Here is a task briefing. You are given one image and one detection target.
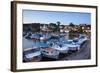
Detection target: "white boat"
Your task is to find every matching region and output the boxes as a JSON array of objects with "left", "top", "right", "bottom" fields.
[
  {"left": 73, "top": 35, "right": 88, "bottom": 46},
  {"left": 78, "top": 35, "right": 87, "bottom": 45},
  {"left": 66, "top": 43, "right": 80, "bottom": 51},
  {"left": 40, "top": 33, "right": 51, "bottom": 41},
  {"left": 51, "top": 43, "right": 69, "bottom": 54},
  {"left": 30, "top": 33, "right": 40, "bottom": 40},
  {"left": 62, "top": 40, "right": 80, "bottom": 51},
  {"left": 41, "top": 47, "right": 59, "bottom": 59},
  {"left": 23, "top": 48, "right": 41, "bottom": 62},
  {"left": 64, "top": 35, "right": 87, "bottom": 51},
  {"left": 24, "top": 32, "right": 32, "bottom": 39}
]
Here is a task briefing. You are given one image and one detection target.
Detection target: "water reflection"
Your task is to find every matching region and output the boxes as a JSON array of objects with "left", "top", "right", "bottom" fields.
[{"left": 23, "top": 38, "right": 48, "bottom": 50}]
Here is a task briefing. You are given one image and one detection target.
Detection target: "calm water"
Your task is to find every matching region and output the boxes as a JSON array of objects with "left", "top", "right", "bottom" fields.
[{"left": 23, "top": 38, "right": 48, "bottom": 50}]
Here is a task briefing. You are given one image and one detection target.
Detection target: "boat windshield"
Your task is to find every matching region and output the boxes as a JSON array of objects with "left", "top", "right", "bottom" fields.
[
  {"left": 73, "top": 39, "right": 78, "bottom": 43},
  {"left": 79, "top": 35, "right": 85, "bottom": 39}
]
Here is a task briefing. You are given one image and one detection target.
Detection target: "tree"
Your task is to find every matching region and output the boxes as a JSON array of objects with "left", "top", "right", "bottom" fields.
[
  {"left": 57, "top": 21, "right": 61, "bottom": 26},
  {"left": 57, "top": 21, "right": 61, "bottom": 32},
  {"left": 49, "top": 23, "right": 57, "bottom": 27},
  {"left": 32, "top": 23, "right": 40, "bottom": 32},
  {"left": 69, "top": 22, "right": 75, "bottom": 27},
  {"left": 49, "top": 23, "right": 57, "bottom": 32}
]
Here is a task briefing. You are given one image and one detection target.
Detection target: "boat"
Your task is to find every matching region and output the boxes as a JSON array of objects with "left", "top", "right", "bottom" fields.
[
  {"left": 48, "top": 37, "right": 79, "bottom": 53},
  {"left": 78, "top": 35, "right": 88, "bottom": 45},
  {"left": 41, "top": 47, "right": 59, "bottom": 59},
  {"left": 24, "top": 32, "right": 32, "bottom": 39},
  {"left": 23, "top": 32, "right": 27, "bottom": 37},
  {"left": 23, "top": 48, "right": 41, "bottom": 62},
  {"left": 40, "top": 33, "right": 51, "bottom": 41},
  {"left": 30, "top": 33, "right": 40, "bottom": 40},
  {"left": 64, "top": 40, "right": 80, "bottom": 51},
  {"left": 67, "top": 44, "right": 80, "bottom": 51},
  {"left": 51, "top": 43, "right": 69, "bottom": 54}
]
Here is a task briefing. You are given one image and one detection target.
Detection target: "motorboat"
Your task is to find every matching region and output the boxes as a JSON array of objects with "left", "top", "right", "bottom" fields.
[
  {"left": 72, "top": 35, "right": 88, "bottom": 46},
  {"left": 24, "top": 32, "right": 32, "bottom": 39},
  {"left": 66, "top": 43, "right": 80, "bottom": 51},
  {"left": 30, "top": 33, "right": 40, "bottom": 40},
  {"left": 40, "top": 33, "right": 51, "bottom": 41},
  {"left": 41, "top": 47, "right": 59, "bottom": 59},
  {"left": 51, "top": 43, "right": 69, "bottom": 54},
  {"left": 61, "top": 40, "right": 80, "bottom": 51},
  {"left": 23, "top": 48, "right": 41, "bottom": 62},
  {"left": 23, "top": 32, "right": 27, "bottom": 37},
  {"left": 78, "top": 35, "right": 88, "bottom": 45}
]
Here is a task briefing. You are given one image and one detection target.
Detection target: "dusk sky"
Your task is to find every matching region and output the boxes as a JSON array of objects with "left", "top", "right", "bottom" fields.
[{"left": 23, "top": 10, "right": 91, "bottom": 25}]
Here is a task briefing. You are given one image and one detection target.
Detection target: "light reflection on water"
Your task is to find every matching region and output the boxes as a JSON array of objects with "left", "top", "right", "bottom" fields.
[{"left": 23, "top": 38, "right": 48, "bottom": 50}]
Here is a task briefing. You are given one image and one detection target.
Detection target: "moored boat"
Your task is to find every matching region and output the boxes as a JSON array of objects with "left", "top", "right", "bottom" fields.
[
  {"left": 51, "top": 43, "right": 69, "bottom": 54},
  {"left": 41, "top": 47, "right": 59, "bottom": 59},
  {"left": 23, "top": 48, "right": 41, "bottom": 62}
]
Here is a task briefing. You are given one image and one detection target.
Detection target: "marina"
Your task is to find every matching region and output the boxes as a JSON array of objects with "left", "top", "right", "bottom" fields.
[
  {"left": 22, "top": 10, "right": 91, "bottom": 63},
  {"left": 23, "top": 32, "right": 90, "bottom": 62}
]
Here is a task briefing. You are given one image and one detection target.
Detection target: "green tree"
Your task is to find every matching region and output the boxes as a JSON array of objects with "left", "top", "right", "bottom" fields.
[
  {"left": 57, "top": 21, "right": 60, "bottom": 26},
  {"left": 69, "top": 22, "right": 75, "bottom": 27},
  {"left": 57, "top": 21, "right": 61, "bottom": 32}
]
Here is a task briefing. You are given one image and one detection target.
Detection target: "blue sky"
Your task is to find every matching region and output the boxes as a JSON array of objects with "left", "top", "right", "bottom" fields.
[{"left": 23, "top": 10, "right": 91, "bottom": 25}]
